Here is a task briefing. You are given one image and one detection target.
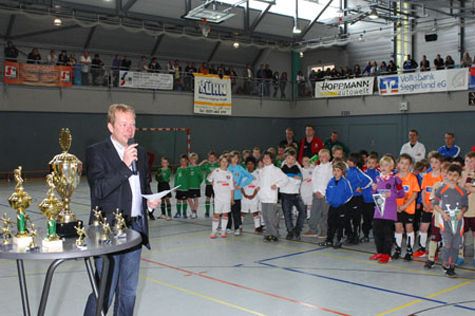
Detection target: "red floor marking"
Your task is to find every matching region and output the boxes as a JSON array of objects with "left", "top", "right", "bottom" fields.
[{"left": 141, "top": 258, "right": 349, "bottom": 316}]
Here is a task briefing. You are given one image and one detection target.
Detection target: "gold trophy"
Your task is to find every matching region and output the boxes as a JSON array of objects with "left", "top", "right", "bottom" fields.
[
  {"left": 92, "top": 207, "right": 102, "bottom": 227},
  {"left": 28, "top": 224, "right": 39, "bottom": 250},
  {"left": 1, "top": 213, "right": 14, "bottom": 247},
  {"left": 113, "top": 209, "right": 126, "bottom": 238},
  {"left": 49, "top": 128, "right": 83, "bottom": 237},
  {"left": 74, "top": 222, "right": 87, "bottom": 249},
  {"left": 8, "top": 167, "right": 33, "bottom": 248},
  {"left": 39, "top": 173, "right": 63, "bottom": 241}
]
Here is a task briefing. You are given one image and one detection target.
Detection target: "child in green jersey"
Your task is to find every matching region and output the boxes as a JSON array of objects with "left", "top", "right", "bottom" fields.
[
  {"left": 199, "top": 151, "right": 219, "bottom": 218},
  {"left": 155, "top": 157, "right": 172, "bottom": 220},
  {"left": 174, "top": 154, "right": 190, "bottom": 219},
  {"left": 188, "top": 153, "right": 204, "bottom": 219}
]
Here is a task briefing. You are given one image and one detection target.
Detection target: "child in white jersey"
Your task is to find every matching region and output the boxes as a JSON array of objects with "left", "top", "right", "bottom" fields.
[{"left": 300, "top": 156, "right": 314, "bottom": 219}]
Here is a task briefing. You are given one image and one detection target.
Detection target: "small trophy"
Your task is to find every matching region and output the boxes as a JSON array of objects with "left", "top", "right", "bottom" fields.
[
  {"left": 1, "top": 213, "right": 13, "bottom": 248},
  {"left": 8, "top": 167, "right": 33, "bottom": 248},
  {"left": 39, "top": 173, "right": 64, "bottom": 251},
  {"left": 92, "top": 207, "right": 102, "bottom": 227},
  {"left": 49, "top": 128, "right": 83, "bottom": 237},
  {"left": 74, "top": 222, "right": 88, "bottom": 250},
  {"left": 28, "top": 224, "right": 39, "bottom": 251},
  {"left": 114, "top": 209, "right": 127, "bottom": 238},
  {"left": 101, "top": 218, "right": 113, "bottom": 244}
]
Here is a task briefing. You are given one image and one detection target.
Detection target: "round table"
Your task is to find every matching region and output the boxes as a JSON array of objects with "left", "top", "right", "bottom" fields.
[{"left": 0, "top": 226, "right": 142, "bottom": 316}]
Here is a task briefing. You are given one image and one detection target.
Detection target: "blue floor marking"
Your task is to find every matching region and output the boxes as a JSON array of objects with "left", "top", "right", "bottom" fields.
[{"left": 255, "top": 247, "right": 475, "bottom": 312}]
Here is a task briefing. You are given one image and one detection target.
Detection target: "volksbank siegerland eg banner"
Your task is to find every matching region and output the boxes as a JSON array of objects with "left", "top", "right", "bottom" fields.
[
  {"left": 378, "top": 68, "right": 468, "bottom": 95},
  {"left": 119, "top": 71, "right": 173, "bottom": 90},
  {"left": 194, "top": 73, "right": 232, "bottom": 116},
  {"left": 315, "top": 77, "right": 375, "bottom": 98}
]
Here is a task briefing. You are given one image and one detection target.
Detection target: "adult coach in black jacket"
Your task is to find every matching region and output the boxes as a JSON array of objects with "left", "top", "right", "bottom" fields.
[{"left": 84, "top": 104, "right": 160, "bottom": 316}]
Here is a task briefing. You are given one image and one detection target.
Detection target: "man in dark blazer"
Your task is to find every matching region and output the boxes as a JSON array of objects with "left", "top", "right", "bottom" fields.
[{"left": 84, "top": 104, "right": 160, "bottom": 316}]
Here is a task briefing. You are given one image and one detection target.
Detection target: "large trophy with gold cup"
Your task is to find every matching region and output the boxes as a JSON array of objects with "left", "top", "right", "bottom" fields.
[
  {"left": 49, "top": 128, "right": 83, "bottom": 237},
  {"left": 8, "top": 167, "right": 33, "bottom": 248}
]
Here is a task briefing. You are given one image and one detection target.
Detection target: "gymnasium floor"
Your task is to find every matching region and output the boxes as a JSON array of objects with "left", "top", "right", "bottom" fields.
[{"left": 1, "top": 179, "right": 475, "bottom": 316}]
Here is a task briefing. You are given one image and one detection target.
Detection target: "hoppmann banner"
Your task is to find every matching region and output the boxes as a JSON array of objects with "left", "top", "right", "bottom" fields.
[
  {"left": 194, "top": 73, "right": 232, "bottom": 116},
  {"left": 378, "top": 68, "right": 468, "bottom": 95},
  {"left": 315, "top": 77, "right": 375, "bottom": 98}
]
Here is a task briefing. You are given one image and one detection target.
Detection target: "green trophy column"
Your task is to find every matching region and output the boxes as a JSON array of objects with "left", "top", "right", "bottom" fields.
[{"left": 291, "top": 51, "right": 302, "bottom": 100}]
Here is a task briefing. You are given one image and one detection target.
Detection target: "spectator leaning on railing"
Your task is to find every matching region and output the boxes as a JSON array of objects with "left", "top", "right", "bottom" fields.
[
  {"left": 27, "top": 48, "right": 41, "bottom": 64},
  {"left": 4, "top": 41, "right": 19, "bottom": 62},
  {"left": 461, "top": 52, "right": 472, "bottom": 68},
  {"left": 420, "top": 55, "right": 430, "bottom": 71}
]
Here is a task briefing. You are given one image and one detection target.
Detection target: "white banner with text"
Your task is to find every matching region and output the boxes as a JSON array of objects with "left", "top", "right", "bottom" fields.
[
  {"left": 315, "top": 77, "right": 375, "bottom": 98},
  {"left": 119, "top": 71, "right": 173, "bottom": 90},
  {"left": 194, "top": 74, "right": 232, "bottom": 116}
]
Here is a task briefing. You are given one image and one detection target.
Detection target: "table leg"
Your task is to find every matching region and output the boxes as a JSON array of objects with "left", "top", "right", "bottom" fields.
[
  {"left": 85, "top": 258, "right": 104, "bottom": 316},
  {"left": 16, "top": 259, "right": 31, "bottom": 316},
  {"left": 95, "top": 255, "right": 110, "bottom": 316},
  {"left": 37, "top": 259, "right": 66, "bottom": 316}
]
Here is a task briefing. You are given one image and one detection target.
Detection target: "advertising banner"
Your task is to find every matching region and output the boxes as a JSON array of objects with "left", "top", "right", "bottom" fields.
[
  {"left": 378, "top": 68, "right": 468, "bottom": 95},
  {"left": 193, "top": 73, "right": 232, "bottom": 116},
  {"left": 315, "top": 77, "right": 375, "bottom": 98},
  {"left": 469, "top": 67, "right": 475, "bottom": 90},
  {"left": 119, "top": 70, "right": 173, "bottom": 90},
  {"left": 3, "top": 61, "right": 72, "bottom": 87}
]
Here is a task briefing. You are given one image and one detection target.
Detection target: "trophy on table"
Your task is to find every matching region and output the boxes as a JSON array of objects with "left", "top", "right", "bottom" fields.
[
  {"left": 28, "top": 224, "right": 39, "bottom": 251},
  {"left": 49, "top": 128, "right": 83, "bottom": 237},
  {"left": 92, "top": 207, "right": 102, "bottom": 227},
  {"left": 74, "top": 221, "right": 88, "bottom": 250},
  {"left": 113, "top": 209, "right": 127, "bottom": 238},
  {"left": 8, "top": 166, "right": 33, "bottom": 248},
  {"left": 101, "top": 218, "right": 113, "bottom": 244},
  {"left": 1, "top": 213, "right": 14, "bottom": 247},
  {"left": 39, "top": 173, "right": 64, "bottom": 251}
]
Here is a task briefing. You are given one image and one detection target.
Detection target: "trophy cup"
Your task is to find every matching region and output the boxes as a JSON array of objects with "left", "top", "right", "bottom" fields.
[
  {"left": 113, "top": 209, "right": 127, "bottom": 238},
  {"left": 92, "top": 207, "right": 102, "bottom": 227},
  {"left": 8, "top": 167, "right": 33, "bottom": 248},
  {"left": 74, "top": 221, "right": 88, "bottom": 250},
  {"left": 28, "top": 224, "right": 39, "bottom": 251},
  {"left": 101, "top": 218, "right": 113, "bottom": 244},
  {"left": 39, "top": 173, "right": 64, "bottom": 251},
  {"left": 49, "top": 128, "right": 83, "bottom": 237}
]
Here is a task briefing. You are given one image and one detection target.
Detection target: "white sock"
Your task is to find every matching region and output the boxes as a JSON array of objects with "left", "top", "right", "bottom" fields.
[
  {"left": 241, "top": 216, "right": 244, "bottom": 224},
  {"left": 407, "top": 232, "right": 415, "bottom": 249},
  {"left": 253, "top": 216, "right": 260, "bottom": 228},
  {"left": 307, "top": 207, "right": 311, "bottom": 219},
  {"left": 395, "top": 233, "right": 403, "bottom": 248},
  {"left": 260, "top": 213, "right": 265, "bottom": 225},
  {"left": 419, "top": 232, "right": 427, "bottom": 248},
  {"left": 221, "top": 218, "right": 228, "bottom": 233},
  {"left": 212, "top": 219, "right": 219, "bottom": 233}
]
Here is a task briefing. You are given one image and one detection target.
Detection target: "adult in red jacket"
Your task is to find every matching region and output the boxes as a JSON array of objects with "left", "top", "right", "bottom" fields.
[{"left": 298, "top": 125, "right": 324, "bottom": 164}]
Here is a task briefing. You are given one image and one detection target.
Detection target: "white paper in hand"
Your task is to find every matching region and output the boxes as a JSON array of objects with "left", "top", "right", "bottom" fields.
[{"left": 142, "top": 185, "right": 181, "bottom": 200}]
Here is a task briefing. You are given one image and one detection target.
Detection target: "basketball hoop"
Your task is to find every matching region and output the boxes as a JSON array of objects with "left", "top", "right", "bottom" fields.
[{"left": 199, "top": 18, "right": 211, "bottom": 37}]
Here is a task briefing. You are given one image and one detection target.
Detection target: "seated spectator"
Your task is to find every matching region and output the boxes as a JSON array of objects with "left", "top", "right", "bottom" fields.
[
  {"left": 4, "top": 41, "right": 19, "bottom": 62},
  {"left": 353, "top": 64, "right": 362, "bottom": 77},
  {"left": 344, "top": 66, "right": 352, "bottom": 78},
  {"left": 57, "top": 50, "right": 68, "bottom": 65},
  {"left": 68, "top": 52, "right": 77, "bottom": 65},
  {"left": 200, "top": 62, "right": 210, "bottom": 74},
  {"left": 337, "top": 67, "right": 345, "bottom": 79},
  {"left": 316, "top": 69, "right": 324, "bottom": 80},
  {"left": 434, "top": 54, "right": 445, "bottom": 70},
  {"left": 387, "top": 60, "right": 397, "bottom": 74},
  {"left": 362, "top": 61, "right": 371, "bottom": 76},
  {"left": 140, "top": 56, "right": 148, "bottom": 72},
  {"left": 330, "top": 68, "right": 339, "bottom": 78},
  {"left": 121, "top": 56, "right": 132, "bottom": 70},
  {"left": 91, "top": 54, "right": 104, "bottom": 86},
  {"left": 47, "top": 50, "right": 57, "bottom": 65},
  {"left": 420, "top": 55, "right": 430, "bottom": 71},
  {"left": 148, "top": 57, "right": 161, "bottom": 72},
  {"left": 445, "top": 55, "right": 455, "bottom": 69},
  {"left": 27, "top": 48, "right": 42, "bottom": 64},
  {"left": 324, "top": 67, "right": 332, "bottom": 78},
  {"left": 378, "top": 61, "right": 387, "bottom": 75},
  {"left": 403, "top": 54, "right": 418, "bottom": 73},
  {"left": 461, "top": 52, "right": 472, "bottom": 68},
  {"left": 370, "top": 61, "right": 378, "bottom": 76}
]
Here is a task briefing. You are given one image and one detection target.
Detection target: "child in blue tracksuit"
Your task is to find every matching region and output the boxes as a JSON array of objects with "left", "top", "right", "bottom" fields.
[
  {"left": 361, "top": 154, "right": 380, "bottom": 242},
  {"left": 319, "top": 162, "right": 353, "bottom": 248},
  {"left": 227, "top": 150, "right": 253, "bottom": 235},
  {"left": 345, "top": 152, "right": 373, "bottom": 244}
]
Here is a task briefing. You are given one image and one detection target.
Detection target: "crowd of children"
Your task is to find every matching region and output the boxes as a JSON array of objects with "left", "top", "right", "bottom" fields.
[{"left": 150, "top": 145, "right": 475, "bottom": 278}]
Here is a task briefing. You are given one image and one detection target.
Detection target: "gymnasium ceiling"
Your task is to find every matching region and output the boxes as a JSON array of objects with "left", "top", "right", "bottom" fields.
[{"left": 0, "top": 1, "right": 473, "bottom": 65}]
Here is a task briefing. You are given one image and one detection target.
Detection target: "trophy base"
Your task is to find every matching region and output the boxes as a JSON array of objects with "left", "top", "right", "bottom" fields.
[
  {"left": 56, "top": 220, "right": 83, "bottom": 238},
  {"left": 42, "top": 239, "right": 63, "bottom": 252},
  {"left": 13, "top": 236, "right": 33, "bottom": 249}
]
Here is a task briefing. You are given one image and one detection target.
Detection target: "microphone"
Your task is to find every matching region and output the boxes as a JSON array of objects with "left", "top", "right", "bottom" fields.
[{"left": 127, "top": 138, "right": 138, "bottom": 175}]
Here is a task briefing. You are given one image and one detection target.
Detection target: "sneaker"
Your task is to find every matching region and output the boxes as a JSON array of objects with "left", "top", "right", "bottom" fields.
[
  {"left": 158, "top": 214, "right": 166, "bottom": 219},
  {"left": 294, "top": 231, "right": 301, "bottom": 241},
  {"left": 234, "top": 230, "right": 241, "bottom": 236},
  {"left": 226, "top": 228, "right": 232, "bottom": 235},
  {"left": 404, "top": 253, "right": 413, "bottom": 262},
  {"left": 221, "top": 233, "right": 227, "bottom": 238},
  {"left": 148, "top": 212, "right": 156, "bottom": 220},
  {"left": 413, "top": 248, "right": 427, "bottom": 258},
  {"left": 319, "top": 241, "right": 333, "bottom": 247},
  {"left": 378, "top": 254, "right": 391, "bottom": 263},
  {"left": 303, "top": 231, "right": 318, "bottom": 237},
  {"left": 240, "top": 227, "right": 243, "bottom": 235},
  {"left": 285, "top": 232, "right": 294, "bottom": 240},
  {"left": 445, "top": 267, "right": 457, "bottom": 278},
  {"left": 271, "top": 236, "right": 279, "bottom": 242},
  {"left": 333, "top": 241, "right": 342, "bottom": 249},
  {"left": 173, "top": 213, "right": 181, "bottom": 219},
  {"left": 392, "top": 247, "right": 401, "bottom": 260},
  {"left": 350, "top": 237, "right": 360, "bottom": 245},
  {"left": 424, "top": 260, "right": 435, "bottom": 269},
  {"left": 455, "top": 258, "right": 464, "bottom": 266},
  {"left": 166, "top": 215, "right": 172, "bottom": 220},
  {"left": 370, "top": 253, "right": 383, "bottom": 260},
  {"left": 205, "top": 213, "right": 210, "bottom": 219},
  {"left": 183, "top": 213, "right": 188, "bottom": 219},
  {"left": 360, "top": 236, "right": 370, "bottom": 243},
  {"left": 263, "top": 236, "right": 272, "bottom": 242},
  {"left": 255, "top": 227, "right": 263, "bottom": 234},
  {"left": 210, "top": 233, "right": 217, "bottom": 239}
]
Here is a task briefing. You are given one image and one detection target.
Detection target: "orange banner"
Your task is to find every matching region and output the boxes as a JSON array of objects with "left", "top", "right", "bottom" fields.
[{"left": 4, "top": 61, "right": 72, "bottom": 87}]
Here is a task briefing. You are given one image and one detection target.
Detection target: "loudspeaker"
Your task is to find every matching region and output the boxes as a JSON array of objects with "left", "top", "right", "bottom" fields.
[{"left": 425, "top": 33, "right": 438, "bottom": 42}]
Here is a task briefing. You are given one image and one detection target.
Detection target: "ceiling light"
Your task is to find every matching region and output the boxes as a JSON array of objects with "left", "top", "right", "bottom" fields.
[
  {"left": 293, "top": 26, "right": 302, "bottom": 34},
  {"left": 53, "top": 18, "right": 62, "bottom": 26},
  {"left": 368, "top": 8, "right": 378, "bottom": 19},
  {"left": 233, "top": 42, "right": 240, "bottom": 49}
]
